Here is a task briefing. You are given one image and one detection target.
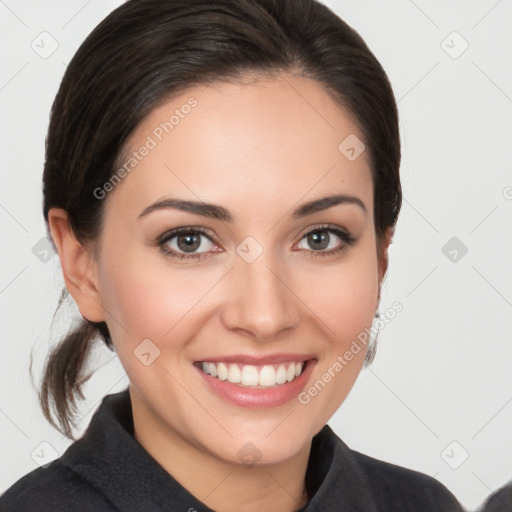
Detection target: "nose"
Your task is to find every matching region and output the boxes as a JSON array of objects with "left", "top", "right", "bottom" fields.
[{"left": 220, "top": 252, "right": 301, "bottom": 341}]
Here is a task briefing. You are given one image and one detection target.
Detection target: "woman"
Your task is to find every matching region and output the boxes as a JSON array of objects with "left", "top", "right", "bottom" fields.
[{"left": 0, "top": 0, "right": 465, "bottom": 510}]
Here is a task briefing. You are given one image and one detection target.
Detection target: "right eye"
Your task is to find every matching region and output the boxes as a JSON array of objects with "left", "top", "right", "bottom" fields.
[{"left": 157, "top": 227, "right": 223, "bottom": 261}]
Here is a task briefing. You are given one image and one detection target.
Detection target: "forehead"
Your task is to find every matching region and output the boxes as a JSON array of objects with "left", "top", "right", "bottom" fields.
[{"left": 105, "top": 74, "right": 373, "bottom": 223}]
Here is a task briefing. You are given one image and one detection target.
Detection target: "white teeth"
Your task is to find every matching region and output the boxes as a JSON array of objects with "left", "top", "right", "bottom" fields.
[
  {"left": 275, "top": 365, "right": 287, "bottom": 384},
  {"left": 258, "top": 365, "right": 275, "bottom": 386},
  {"left": 228, "top": 364, "right": 241, "bottom": 383},
  {"left": 199, "top": 361, "right": 306, "bottom": 388},
  {"left": 208, "top": 362, "right": 218, "bottom": 377},
  {"left": 217, "top": 362, "right": 228, "bottom": 380},
  {"left": 241, "top": 365, "right": 259, "bottom": 386}
]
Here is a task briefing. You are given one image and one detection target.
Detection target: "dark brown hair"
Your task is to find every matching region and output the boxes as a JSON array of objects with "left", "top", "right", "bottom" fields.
[{"left": 39, "top": 0, "right": 401, "bottom": 438}]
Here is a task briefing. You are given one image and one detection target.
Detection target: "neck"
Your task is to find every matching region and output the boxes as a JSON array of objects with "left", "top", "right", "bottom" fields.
[{"left": 130, "top": 391, "right": 311, "bottom": 512}]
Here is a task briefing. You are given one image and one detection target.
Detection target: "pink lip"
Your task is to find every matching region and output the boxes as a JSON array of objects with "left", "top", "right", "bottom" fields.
[
  {"left": 195, "top": 353, "right": 313, "bottom": 365},
  {"left": 194, "top": 358, "right": 317, "bottom": 408}
]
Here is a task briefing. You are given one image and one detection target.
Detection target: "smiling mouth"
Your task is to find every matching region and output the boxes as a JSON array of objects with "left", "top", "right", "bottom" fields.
[{"left": 194, "top": 360, "right": 310, "bottom": 388}]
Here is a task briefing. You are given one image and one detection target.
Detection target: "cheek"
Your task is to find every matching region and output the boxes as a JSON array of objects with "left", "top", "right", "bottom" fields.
[
  {"left": 295, "top": 246, "right": 379, "bottom": 421},
  {"left": 298, "top": 243, "right": 380, "bottom": 346},
  {"left": 97, "top": 250, "right": 209, "bottom": 396},
  {"left": 324, "top": 269, "right": 378, "bottom": 345},
  {"left": 97, "top": 243, "right": 228, "bottom": 347}
]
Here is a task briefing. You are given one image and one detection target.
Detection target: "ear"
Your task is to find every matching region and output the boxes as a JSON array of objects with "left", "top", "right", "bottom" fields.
[
  {"left": 377, "top": 226, "right": 395, "bottom": 305},
  {"left": 48, "top": 208, "right": 105, "bottom": 323}
]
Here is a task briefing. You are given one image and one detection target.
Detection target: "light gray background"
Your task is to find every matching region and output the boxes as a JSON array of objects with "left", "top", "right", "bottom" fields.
[{"left": 1, "top": 1, "right": 511, "bottom": 510}]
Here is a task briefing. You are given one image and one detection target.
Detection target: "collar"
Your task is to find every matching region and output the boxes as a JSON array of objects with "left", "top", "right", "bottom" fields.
[{"left": 61, "top": 388, "right": 378, "bottom": 512}]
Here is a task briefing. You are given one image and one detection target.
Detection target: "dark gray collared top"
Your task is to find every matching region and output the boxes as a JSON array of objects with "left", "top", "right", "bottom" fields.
[{"left": 0, "top": 388, "right": 464, "bottom": 512}]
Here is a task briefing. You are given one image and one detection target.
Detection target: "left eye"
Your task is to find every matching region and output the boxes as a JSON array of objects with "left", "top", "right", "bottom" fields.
[
  {"left": 161, "top": 230, "right": 216, "bottom": 255},
  {"left": 296, "top": 228, "right": 350, "bottom": 252}
]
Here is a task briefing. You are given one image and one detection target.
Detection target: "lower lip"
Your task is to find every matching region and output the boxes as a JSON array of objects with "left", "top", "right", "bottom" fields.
[{"left": 195, "top": 360, "right": 316, "bottom": 408}]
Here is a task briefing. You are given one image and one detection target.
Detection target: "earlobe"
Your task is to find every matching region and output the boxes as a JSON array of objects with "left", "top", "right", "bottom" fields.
[
  {"left": 47, "top": 208, "right": 105, "bottom": 323},
  {"left": 385, "top": 226, "right": 395, "bottom": 247}
]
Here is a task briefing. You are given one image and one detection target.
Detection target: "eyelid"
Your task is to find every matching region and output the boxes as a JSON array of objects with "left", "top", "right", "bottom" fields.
[
  {"left": 155, "top": 225, "right": 217, "bottom": 245},
  {"left": 296, "top": 223, "right": 352, "bottom": 240}
]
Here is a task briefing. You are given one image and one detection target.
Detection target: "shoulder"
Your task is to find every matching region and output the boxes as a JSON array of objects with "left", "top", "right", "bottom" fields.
[
  {"left": 349, "top": 448, "right": 464, "bottom": 512},
  {"left": 0, "top": 459, "right": 114, "bottom": 512}
]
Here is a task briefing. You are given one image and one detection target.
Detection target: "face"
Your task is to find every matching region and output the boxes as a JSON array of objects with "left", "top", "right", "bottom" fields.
[{"left": 93, "top": 73, "right": 384, "bottom": 465}]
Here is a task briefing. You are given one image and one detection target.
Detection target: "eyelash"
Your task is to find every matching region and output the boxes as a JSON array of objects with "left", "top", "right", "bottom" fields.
[{"left": 155, "top": 224, "right": 356, "bottom": 262}]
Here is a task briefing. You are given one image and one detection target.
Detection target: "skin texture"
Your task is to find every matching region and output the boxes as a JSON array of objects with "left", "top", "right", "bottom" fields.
[{"left": 49, "top": 72, "right": 392, "bottom": 512}]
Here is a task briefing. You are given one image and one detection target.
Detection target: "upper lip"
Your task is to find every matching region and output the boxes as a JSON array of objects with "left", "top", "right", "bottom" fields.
[{"left": 195, "top": 353, "right": 314, "bottom": 365}]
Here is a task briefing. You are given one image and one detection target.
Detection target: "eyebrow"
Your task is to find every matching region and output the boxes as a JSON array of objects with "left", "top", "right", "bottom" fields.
[
  {"left": 137, "top": 194, "right": 367, "bottom": 221},
  {"left": 292, "top": 194, "right": 367, "bottom": 218}
]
